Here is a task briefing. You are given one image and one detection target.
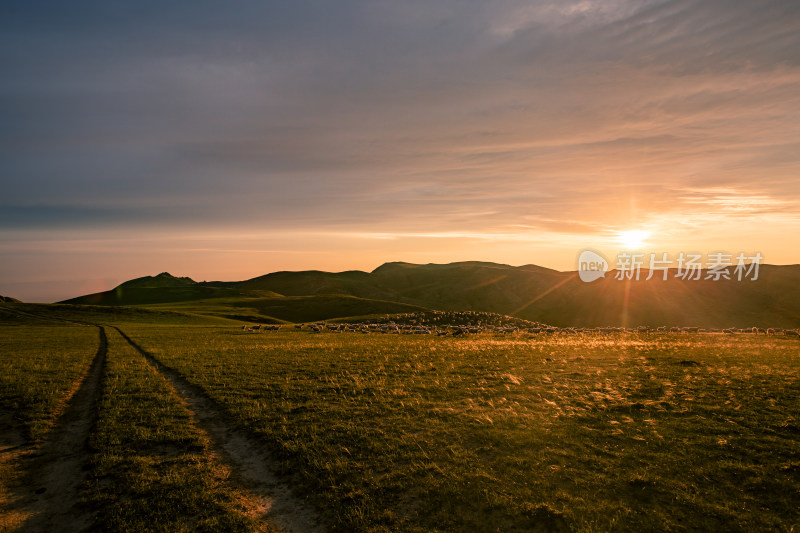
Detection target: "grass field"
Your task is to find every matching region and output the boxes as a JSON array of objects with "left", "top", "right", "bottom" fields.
[
  {"left": 0, "top": 325, "right": 98, "bottom": 442},
  {"left": 119, "top": 327, "right": 800, "bottom": 532},
  {"left": 2, "top": 301, "right": 799, "bottom": 532},
  {"left": 83, "top": 327, "right": 264, "bottom": 532}
]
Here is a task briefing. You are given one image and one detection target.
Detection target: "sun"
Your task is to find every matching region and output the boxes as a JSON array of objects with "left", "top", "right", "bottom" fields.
[{"left": 617, "top": 230, "right": 650, "bottom": 249}]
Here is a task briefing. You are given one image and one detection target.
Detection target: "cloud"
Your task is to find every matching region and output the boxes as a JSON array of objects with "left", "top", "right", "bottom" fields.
[{"left": 2, "top": 0, "right": 800, "bottom": 300}]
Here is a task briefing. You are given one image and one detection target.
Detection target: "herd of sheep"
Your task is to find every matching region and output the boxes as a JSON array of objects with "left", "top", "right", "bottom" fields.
[{"left": 241, "top": 311, "right": 799, "bottom": 338}]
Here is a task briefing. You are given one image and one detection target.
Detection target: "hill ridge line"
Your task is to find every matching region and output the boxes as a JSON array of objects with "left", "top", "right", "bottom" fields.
[{"left": 58, "top": 261, "right": 800, "bottom": 328}]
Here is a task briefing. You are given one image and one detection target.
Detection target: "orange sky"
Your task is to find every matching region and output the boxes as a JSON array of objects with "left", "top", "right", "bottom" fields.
[{"left": 2, "top": 1, "right": 799, "bottom": 302}]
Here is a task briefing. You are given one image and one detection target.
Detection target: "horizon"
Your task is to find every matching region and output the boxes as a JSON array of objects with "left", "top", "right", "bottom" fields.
[
  {"left": 16, "top": 257, "right": 800, "bottom": 305},
  {"left": 3, "top": 1, "right": 800, "bottom": 303}
]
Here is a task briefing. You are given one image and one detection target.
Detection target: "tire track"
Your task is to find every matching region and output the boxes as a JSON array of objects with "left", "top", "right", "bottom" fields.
[
  {"left": 3, "top": 326, "right": 107, "bottom": 533},
  {"left": 113, "top": 327, "right": 324, "bottom": 533}
]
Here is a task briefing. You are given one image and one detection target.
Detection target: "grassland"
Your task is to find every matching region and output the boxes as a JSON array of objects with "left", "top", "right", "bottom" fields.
[
  {"left": 144, "top": 294, "right": 429, "bottom": 325},
  {"left": 119, "top": 327, "right": 800, "bottom": 532},
  {"left": 0, "top": 325, "right": 98, "bottom": 442},
  {"left": 1, "top": 301, "right": 241, "bottom": 327},
  {"left": 83, "top": 327, "right": 264, "bottom": 532},
  {"left": 2, "top": 297, "right": 798, "bottom": 532}
]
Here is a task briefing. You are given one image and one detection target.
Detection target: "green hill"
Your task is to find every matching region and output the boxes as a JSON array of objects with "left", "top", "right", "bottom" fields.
[
  {"left": 59, "top": 262, "right": 800, "bottom": 327},
  {"left": 117, "top": 272, "right": 197, "bottom": 288},
  {"left": 236, "top": 269, "right": 398, "bottom": 300},
  {"left": 370, "top": 261, "right": 569, "bottom": 312}
]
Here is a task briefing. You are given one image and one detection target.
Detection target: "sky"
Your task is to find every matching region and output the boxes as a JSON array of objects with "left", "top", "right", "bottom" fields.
[{"left": 2, "top": 0, "right": 799, "bottom": 302}]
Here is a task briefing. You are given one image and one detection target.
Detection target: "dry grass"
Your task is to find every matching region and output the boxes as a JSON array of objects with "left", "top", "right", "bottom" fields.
[
  {"left": 0, "top": 325, "right": 98, "bottom": 442},
  {"left": 120, "top": 327, "right": 800, "bottom": 532},
  {"left": 83, "top": 328, "right": 265, "bottom": 532}
]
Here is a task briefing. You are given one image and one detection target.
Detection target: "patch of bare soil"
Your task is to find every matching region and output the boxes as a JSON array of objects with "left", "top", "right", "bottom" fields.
[
  {"left": 0, "top": 327, "right": 107, "bottom": 533},
  {"left": 0, "top": 412, "right": 33, "bottom": 531},
  {"left": 115, "top": 327, "right": 324, "bottom": 533}
]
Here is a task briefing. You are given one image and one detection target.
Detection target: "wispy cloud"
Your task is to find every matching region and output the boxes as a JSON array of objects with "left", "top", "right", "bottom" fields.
[{"left": 2, "top": 0, "right": 799, "bottom": 300}]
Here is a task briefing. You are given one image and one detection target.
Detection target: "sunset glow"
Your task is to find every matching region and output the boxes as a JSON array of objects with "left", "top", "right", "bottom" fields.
[
  {"left": 617, "top": 230, "right": 650, "bottom": 250},
  {"left": 2, "top": 1, "right": 800, "bottom": 302}
]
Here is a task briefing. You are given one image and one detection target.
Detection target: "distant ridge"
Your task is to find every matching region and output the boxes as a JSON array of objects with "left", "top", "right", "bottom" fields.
[
  {"left": 61, "top": 261, "right": 800, "bottom": 328},
  {"left": 65, "top": 272, "right": 222, "bottom": 306},
  {"left": 0, "top": 295, "right": 21, "bottom": 303},
  {"left": 117, "top": 272, "right": 197, "bottom": 289}
]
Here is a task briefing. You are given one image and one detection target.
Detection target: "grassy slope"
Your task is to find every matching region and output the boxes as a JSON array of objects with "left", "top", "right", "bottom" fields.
[
  {"left": 513, "top": 264, "right": 800, "bottom": 328},
  {"left": 237, "top": 269, "right": 388, "bottom": 298},
  {"left": 123, "top": 326, "right": 800, "bottom": 532},
  {"left": 61, "top": 285, "right": 243, "bottom": 306},
  {"left": 145, "top": 294, "right": 430, "bottom": 325},
  {"left": 1, "top": 301, "right": 240, "bottom": 326},
  {"left": 371, "top": 262, "right": 800, "bottom": 328}
]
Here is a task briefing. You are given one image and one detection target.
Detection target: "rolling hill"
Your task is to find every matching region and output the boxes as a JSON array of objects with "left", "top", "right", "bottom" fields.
[{"left": 59, "top": 262, "right": 800, "bottom": 327}]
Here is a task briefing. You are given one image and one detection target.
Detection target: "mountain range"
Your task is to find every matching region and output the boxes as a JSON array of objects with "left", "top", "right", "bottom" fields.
[{"left": 59, "top": 261, "right": 800, "bottom": 328}]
